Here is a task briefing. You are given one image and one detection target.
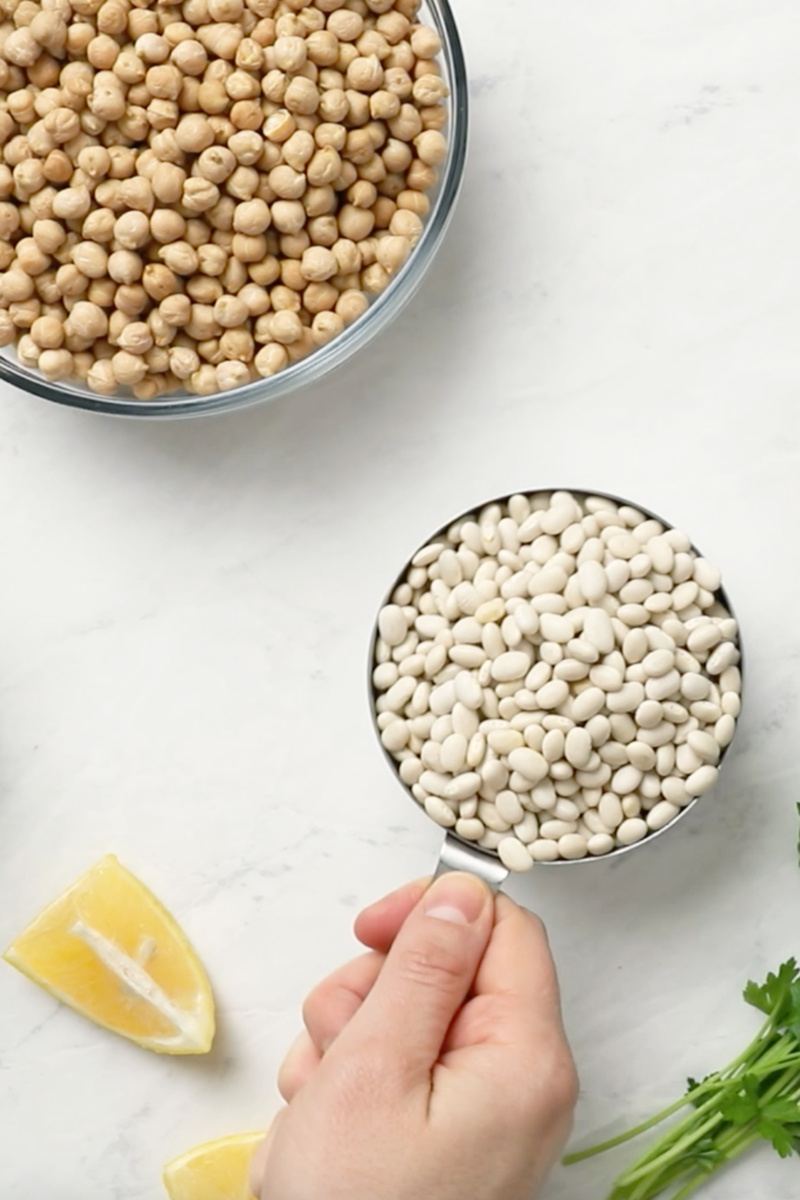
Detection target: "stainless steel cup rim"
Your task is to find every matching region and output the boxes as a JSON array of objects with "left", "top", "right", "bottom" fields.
[{"left": 368, "top": 487, "right": 743, "bottom": 872}]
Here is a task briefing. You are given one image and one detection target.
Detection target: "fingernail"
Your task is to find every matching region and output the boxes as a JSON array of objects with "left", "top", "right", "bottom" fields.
[{"left": 423, "top": 873, "right": 489, "bottom": 925}]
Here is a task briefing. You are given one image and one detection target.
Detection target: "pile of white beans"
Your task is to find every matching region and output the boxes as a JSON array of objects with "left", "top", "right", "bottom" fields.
[{"left": 372, "top": 491, "right": 742, "bottom": 872}]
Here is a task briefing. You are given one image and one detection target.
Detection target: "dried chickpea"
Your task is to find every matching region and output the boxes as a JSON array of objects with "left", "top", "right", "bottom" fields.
[
  {"left": 150, "top": 209, "right": 186, "bottom": 243},
  {"left": 318, "top": 87, "right": 348, "bottom": 123},
  {"left": 254, "top": 340, "right": 288, "bottom": 376},
  {"left": 300, "top": 244, "right": 337, "bottom": 281},
  {"left": 283, "top": 129, "right": 316, "bottom": 170},
  {"left": 268, "top": 308, "right": 303, "bottom": 343},
  {"left": 107, "top": 249, "right": 142, "bottom": 284},
  {"left": 219, "top": 327, "right": 253, "bottom": 360},
  {"left": 16, "top": 239, "right": 50, "bottom": 276},
  {"left": 248, "top": 254, "right": 280, "bottom": 286},
  {"left": 37, "top": 347, "right": 74, "bottom": 379},
  {"left": 232, "top": 197, "right": 271, "bottom": 233},
  {"left": 88, "top": 277, "right": 118, "bottom": 308},
  {"left": 111, "top": 348, "right": 148, "bottom": 383},
  {"left": 337, "top": 202, "right": 374, "bottom": 241},
  {"left": 297, "top": 184, "right": 330, "bottom": 217},
  {"left": 236, "top": 280, "right": 270, "bottom": 315},
  {"left": 185, "top": 362, "right": 213, "bottom": 393},
  {"left": 268, "top": 164, "right": 306, "bottom": 200},
  {"left": 229, "top": 130, "right": 263, "bottom": 164},
  {"left": 72, "top": 241, "right": 109, "bottom": 278},
  {"left": 152, "top": 162, "right": 186, "bottom": 204},
  {"left": 56, "top": 263, "right": 89, "bottom": 298},
  {"left": 303, "top": 280, "right": 337, "bottom": 312},
  {"left": 395, "top": 186, "right": 428, "bottom": 216},
  {"left": 373, "top": 195, "right": 397, "bottom": 228},
  {"left": 114, "top": 211, "right": 151, "bottom": 250},
  {"left": 86, "top": 357, "right": 116, "bottom": 392},
  {"left": 264, "top": 108, "right": 296, "bottom": 143},
  {"left": 116, "top": 320, "right": 153, "bottom": 354},
  {"left": 169, "top": 343, "right": 200, "bottom": 377},
  {"left": 406, "top": 156, "right": 436, "bottom": 191},
  {"left": 285, "top": 324, "right": 315, "bottom": 363},
  {"left": 306, "top": 29, "right": 338, "bottom": 66},
  {"left": 336, "top": 286, "right": 368, "bottom": 323},
  {"left": 273, "top": 33, "right": 305, "bottom": 71},
  {"left": 9, "top": 297, "right": 41, "bottom": 328},
  {"left": 215, "top": 358, "right": 249, "bottom": 389},
  {"left": 279, "top": 230, "right": 309, "bottom": 259},
  {"left": 306, "top": 144, "right": 341, "bottom": 186},
  {"left": 285, "top": 76, "right": 319, "bottom": 115},
  {"left": 414, "top": 128, "right": 446, "bottom": 166},
  {"left": 0, "top": 310, "right": 16, "bottom": 347},
  {"left": 29, "top": 314, "right": 64, "bottom": 348},
  {"left": 278, "top": 259, "right": 305, "bottom": 290},
  {"left": 175, "top": 112, "right": 214, "bottom": 151},
  {"left": 410, "top": 24, "right": 441, "bottom": 59},
  {"left": 171, "top": 38, "right": 207, "bottom": 73},
  {"left": 412, "top": 72, "right": 447, "bottom": 106},
  {"left": 32, "top": 218, "right": 66, "bottom": 254},
  {"left": 159, "top": 293, "right": 192, "bottom": 326},
  {"left": 347, "top": 53, "right": 384, "bottom": 92}
]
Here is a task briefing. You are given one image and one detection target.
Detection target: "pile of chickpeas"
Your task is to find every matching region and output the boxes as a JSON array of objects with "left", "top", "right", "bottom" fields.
[{"left": 0, "top": 0, "right": 448, "bottom": 397}]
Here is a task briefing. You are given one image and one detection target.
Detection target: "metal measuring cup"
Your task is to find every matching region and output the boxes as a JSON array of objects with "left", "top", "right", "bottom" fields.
[{"left": 368, "top": 488, "right": 743, "bottom": 892}]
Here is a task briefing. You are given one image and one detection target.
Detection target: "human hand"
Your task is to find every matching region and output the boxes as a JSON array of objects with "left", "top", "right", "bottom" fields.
[{"left": 250, "top": 873, "right": 578, "bottom": 1200}]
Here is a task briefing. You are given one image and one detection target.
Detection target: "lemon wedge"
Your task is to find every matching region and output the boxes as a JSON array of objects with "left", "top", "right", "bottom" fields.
[
  {"left": 4, "top": 854, "right": 215, "bottom": 1054},
  {"left": 163, "top": 1131, "right": 265, "bottom": 1200}
]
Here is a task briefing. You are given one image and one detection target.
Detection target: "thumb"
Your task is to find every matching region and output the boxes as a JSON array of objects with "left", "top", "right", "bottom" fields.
[{"left": 333, "top": 873, "right": 494, "bottom": 1082}]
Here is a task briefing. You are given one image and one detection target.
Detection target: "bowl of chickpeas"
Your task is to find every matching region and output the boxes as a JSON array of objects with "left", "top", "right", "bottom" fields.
[{"left": 0, "top": 0, "right": 467, "bottom": 416}]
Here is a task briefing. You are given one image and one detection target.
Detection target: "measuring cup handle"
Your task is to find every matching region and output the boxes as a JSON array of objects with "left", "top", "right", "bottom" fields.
[{"left": 434, "top": 832, "right": 509, "bottom": 892}]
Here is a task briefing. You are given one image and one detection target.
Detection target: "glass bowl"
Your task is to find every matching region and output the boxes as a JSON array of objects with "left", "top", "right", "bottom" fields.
[
  {"left": 0, "top": 0, "right": 468, "bottom": 419},
  {"left": 368, "top": 488, "right": 744, "bottom": 874}
]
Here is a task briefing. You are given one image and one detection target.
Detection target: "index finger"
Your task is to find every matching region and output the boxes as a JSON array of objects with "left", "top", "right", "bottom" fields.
[{"left": 473, "top": 895, "right": 563, "bottom": 1018}]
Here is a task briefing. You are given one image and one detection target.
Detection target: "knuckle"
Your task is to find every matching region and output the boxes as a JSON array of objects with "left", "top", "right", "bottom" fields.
[
  {"left": 396, "top": 937, "right": 466, "bottom": 993},
  {"left": 510, "top": 1043, "right": 579, "bottom": 1131},
  {"left": 301, "top": 986, "right": 325, "bottom": 1032},
  {"left": 276, "top": 1056, "right": 300, "bottom": 1102},
  {"left": 550, "top": 1048, "right": 580, "bottom": 1112}
]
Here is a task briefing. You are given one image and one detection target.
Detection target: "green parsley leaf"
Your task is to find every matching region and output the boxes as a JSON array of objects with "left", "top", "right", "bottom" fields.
[
  {"left": 686, "top": 1137, "right": 724, "bottom": 1171},
  {"left": 763, "top": 1099, "right": 800, "bottom": 1123},
  {"left": 744, "top": 960, "right": 799, "bottom": 1017},
  {"left": 758, "top": 1118, "right": 796, "bottom": 1158},
  {"left": 719, "top": 1078, "right": 760, "bottom": 1125}
]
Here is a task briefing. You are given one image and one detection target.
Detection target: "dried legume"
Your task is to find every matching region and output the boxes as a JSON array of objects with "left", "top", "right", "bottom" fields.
[
  {"left": 0, "top": 0, "right": 447, "bottom": 398},
  {"left": 373, "top": 491, "right": 742, "bottom": 869}
]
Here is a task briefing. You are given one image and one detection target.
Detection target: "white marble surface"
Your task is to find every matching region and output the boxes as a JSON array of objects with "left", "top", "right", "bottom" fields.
[{"left": 2, "top": 1, "right": 800, "bottom": 1196}]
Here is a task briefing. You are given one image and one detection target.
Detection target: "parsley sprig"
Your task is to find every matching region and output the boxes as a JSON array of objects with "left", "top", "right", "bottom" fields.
[{"left": 564, "top": 960, "right": 800, "bottom": 1197}]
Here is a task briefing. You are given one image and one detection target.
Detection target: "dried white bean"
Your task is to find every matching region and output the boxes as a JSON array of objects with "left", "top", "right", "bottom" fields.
[
  {"left": 606, "top": 682, "right": 645, "bottom": 713},
  {"left": 540, "top": 819, "right": 578, "bottom": 840},
  {"left": 497, "top": 837, "right": 533, "bottom": 872},
  {"left": 611, "top": 764, "right": 643, "bottom": 795},
  {"left": 583, "top": 608, "right": 615, "bottom": 654},
  {"left": 496, "top": 790, "right": 525, "bottom": 825},
  {"left": 424, "top": 796, "right": 457, "bottom": 827},
  {"left": 559, "top": 833, "right": 588, "bottom": 860},
  {"left": 456, "top": 817, "right": 485, "bottom": 841},
  {"left": 617, "top": 817, "right": 647, "bottom": 845},
  {"left": 536, "top": 679, "right": 570, "bottom": 709},
  {"left": 507, "top": 747, "right": 549, "bottom": 784},
  {"left": 684, "top": 764, "right": 719, "bottom": 796},
  {"left": 687, "top": 730, "right": 720, "bottom": 763}
]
